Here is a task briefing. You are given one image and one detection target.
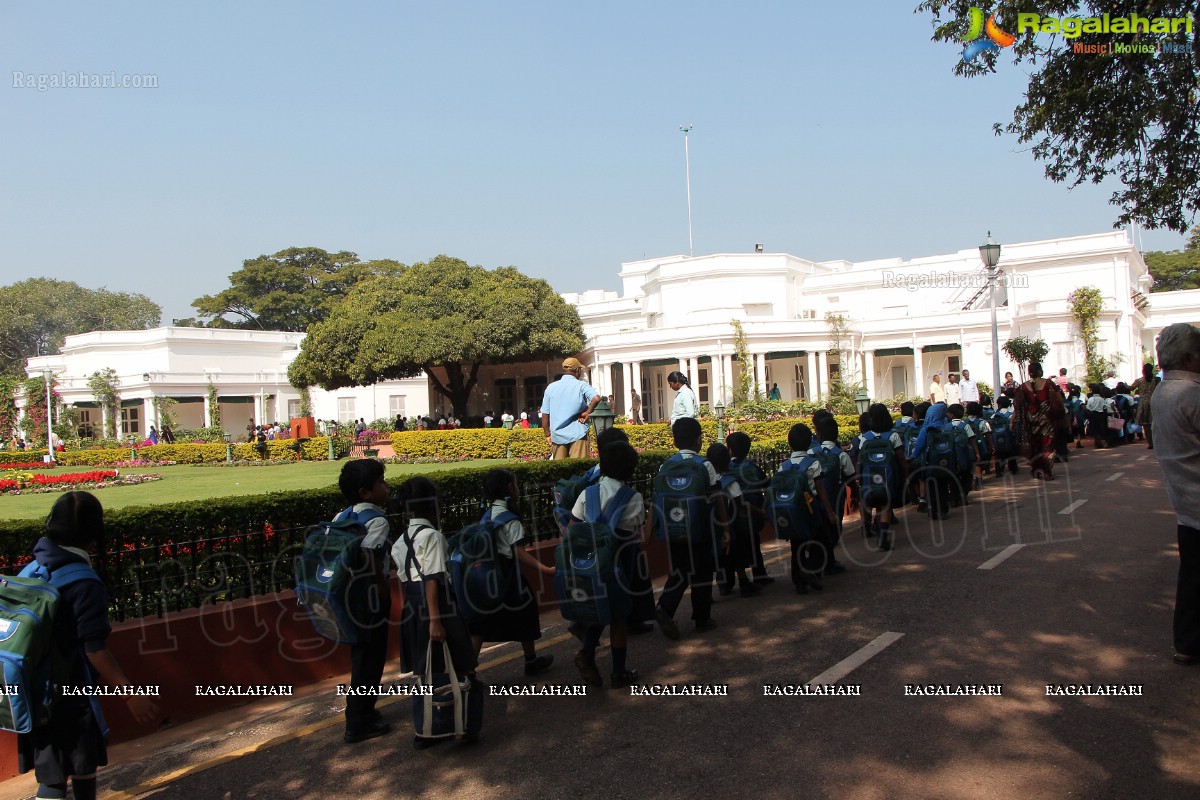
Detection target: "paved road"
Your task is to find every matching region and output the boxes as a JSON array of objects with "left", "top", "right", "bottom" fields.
[{"left": 2, "top": 442, "right": 1195, "bottom": 800}]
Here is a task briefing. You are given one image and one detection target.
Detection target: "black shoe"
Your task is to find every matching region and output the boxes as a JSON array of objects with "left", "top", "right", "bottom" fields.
[
  {"left": 567, "top": 621, "right": 586, "bottom": 641},
  {"left": 1174, "top": 653, "right": 1200, "bottom": 666},
  {"left": 917, "top": 500, "right": 928, "bottom": 513},
  {"left": 460, "top": 732, "right": 481, "bottom": 745},
  {"left": 655, "top": 607, "right": 680, "bottom": 640},
  {"left": 739, "top": 582, "right": 763, "bottom": 597},
  {"left": 695, "top": 618, "right": 718, "bottom": 633},
  {"left": 718, "top": 584, "right": 733, "bottom": 597},
  {"left": 345, "top": 720, "right": 391, "bottom": 744},
  {"left": 973, "top": 477, "right": 983, "bottom": 491},
  {"left": 574, "top": 651, "right": 603, "bottom": 686},
  {"left": 610, "top": 669, "right": 640, "bottom": 689},
  {"left": 753, "top": 574, "right": 776, "bottom": 585},
  {"left": 803, "top": 573, "right": 823, "bottom": 591},
  {"left": 824, "top": 561, "right": 847, "bottom": 576},
  {"left": 524, "top": 654, "right": 554, "bottom": 676},
  {"left": 628, "top": 621, "right": 654, "bottom": 635},
  {"left": 879, "top": 532, "right": 893, "bottom": 551}
]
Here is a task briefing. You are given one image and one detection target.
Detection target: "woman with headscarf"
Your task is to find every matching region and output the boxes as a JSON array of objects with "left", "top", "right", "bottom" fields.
[{"left": 1015, "top": 362, "right": 1067, "bottom": 480}]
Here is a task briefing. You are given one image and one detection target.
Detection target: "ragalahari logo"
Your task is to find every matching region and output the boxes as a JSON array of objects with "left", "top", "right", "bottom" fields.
[{"left": 962, "top": 7, "right": 1016, "bottom": 62}]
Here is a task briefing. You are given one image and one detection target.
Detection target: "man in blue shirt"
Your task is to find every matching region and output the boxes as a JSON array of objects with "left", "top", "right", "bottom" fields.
[{"left": 540, "top": 357, "right": 601, "bottom": 459}]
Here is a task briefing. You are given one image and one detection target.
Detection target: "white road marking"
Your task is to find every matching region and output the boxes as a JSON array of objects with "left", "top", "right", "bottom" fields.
[
  {"left": 1059, "top": 499, "right": 1088, "bottom": 515},
  {"left": 1138, "top": 456, "right": 1148, "bottom": 462},
  {"left": 978, "top": 544, "right": 1025, "bottom": 570},
  {"left": 1106, "top": 472, "right": 1124, "bottom": 482},
  {"left": 807, "top": 632, "right": 904, "bottom": 686}
]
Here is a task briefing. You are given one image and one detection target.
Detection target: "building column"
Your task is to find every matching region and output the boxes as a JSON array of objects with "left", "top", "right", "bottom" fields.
[
  {"left": 721, "top": 355, "right": 734, "bottom": 404},
  {"left": 864, "top": 350, "right": 876, "bottom": 402},
  {"left": 913, "top": 346, "right": 925, "bottom": 401},
  {"left": 688, "top": 357, "right": 699, "bottom": 392},
  {"left": 755, "top": 353, "right": 767, "bottom": 398},
  {"left": 143, "top": 397, "right": 156, "bottom": 435},
  {"left": 804, "top": 352, "right": 817, "bottom": 400},
  {"left": 202, "top": 394, "right": 211, "bottom": 431},
  {"left": 631, "top": 360, "right": 643, "bottom": 399},
  {"left": 814, "top": 352, "right": 827, "bottom": 400},
  {"left": 623, "top": 362, "right": 634, "bottom": 412}
]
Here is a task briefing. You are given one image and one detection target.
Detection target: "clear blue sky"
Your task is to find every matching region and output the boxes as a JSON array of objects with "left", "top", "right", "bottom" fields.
[{"left": 1, "top": 0, "right": 1187, "bottom": 325}]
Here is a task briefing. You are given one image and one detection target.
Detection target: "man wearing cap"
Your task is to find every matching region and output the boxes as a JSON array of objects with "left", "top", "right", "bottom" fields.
[{"left": 541, "top": 357, "right": 602, "bottom": 459}]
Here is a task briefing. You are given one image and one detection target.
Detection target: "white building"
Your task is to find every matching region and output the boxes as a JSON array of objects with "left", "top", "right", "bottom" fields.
[{"left": 16, "top": 231, "right": 1196, "bottom": 438}]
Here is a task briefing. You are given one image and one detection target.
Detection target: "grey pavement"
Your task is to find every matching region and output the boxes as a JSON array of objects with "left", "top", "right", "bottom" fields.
[{"left": 1, "top": 442, "right": 1196, "bottom": 800}]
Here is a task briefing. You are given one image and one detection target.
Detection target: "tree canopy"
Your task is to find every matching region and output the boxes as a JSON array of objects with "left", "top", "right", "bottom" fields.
[
  {"left": 1145, "top": 225, "right": 1200, "bottom": 291},
  {"left": 0, "top": 279, "right": 161, "bottom": 377},
  {"left": 917, "top": 1, "right": 1200, "bottom": 233},
  {"left": 288, "top": 255, "right": 585, "bottom": 417},
  {"left": 190, "top": 247, "right": 405, "bottom": 331}
]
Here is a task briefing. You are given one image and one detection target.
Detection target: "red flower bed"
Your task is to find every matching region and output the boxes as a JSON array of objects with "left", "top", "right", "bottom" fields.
[
  {"left": 0, "top": 462, "right": 49, "bottom": 470},
  {"left": 0, "top": 470, "right": 117, "bottom": 491}
]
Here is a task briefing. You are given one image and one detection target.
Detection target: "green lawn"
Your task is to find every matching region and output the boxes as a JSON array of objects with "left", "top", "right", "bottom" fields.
[{"left": 0, "top": 460, "right": 504, "bottom": 521}]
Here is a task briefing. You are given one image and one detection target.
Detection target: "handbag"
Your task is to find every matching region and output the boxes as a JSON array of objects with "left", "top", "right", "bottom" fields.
[
  {"left": 1106, "top": 416, "right": 1126, "bottom": 432},
  {"left": 415, "top": 641, "right": 469, "bottom": 740},
  {"left": 1128, "top": 422, "right": 1143, "bottom": 435}
]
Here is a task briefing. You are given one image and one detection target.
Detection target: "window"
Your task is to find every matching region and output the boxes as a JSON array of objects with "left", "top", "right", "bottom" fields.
[
  {"left": 654, "top": 372, "right": 666, "bottom": 423},
  {"left": 389, "top": 395, "right": 406, "bottom": 418},
  {"left": 337, "top": 398, "right": 355, "bottom": 423},
  {"left": 524, "top": 377, "right": 548, "bottom": 415},
  {"left": 78, "top": 409, "right": 95, "bottom": 439},
  {"left": 120, "top": 406, "right": 141, "bottom": 437},
  {"left": 794, "top": 364, "right": 806, "bottom": 400},
  {"left": 698, "top": 367, "right": 709, "bottom": 404},
  {"left": 495, "top": 381, "right": 516, "bottom": 415},
  {"left": 948, "top": 356, "right": 961, "bottom": 374},
  {"left": 287, "top": 399, "right": 301, "bottom": 419}
]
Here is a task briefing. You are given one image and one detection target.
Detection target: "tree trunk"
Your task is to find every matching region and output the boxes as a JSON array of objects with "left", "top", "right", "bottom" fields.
[{"left": 425, "top": 362, "right": 481, "bottom": 420}]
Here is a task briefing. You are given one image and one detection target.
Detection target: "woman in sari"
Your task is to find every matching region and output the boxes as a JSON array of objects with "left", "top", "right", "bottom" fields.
[{"left": 1015, "top": 362, "right": 1067, "bottom": 480}]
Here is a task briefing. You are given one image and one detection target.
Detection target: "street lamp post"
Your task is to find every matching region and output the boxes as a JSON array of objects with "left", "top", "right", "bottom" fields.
[
  {"left": 224, "top": 432, "right": 233, "bottom": 463},
  {"left": 590, "top": 396, "right": 615, "bottom": 440},
  {"left": 979, "top": 232, "right": 1003, "bottom": 400},
  {"left": 680, "top": 125, "right": 694, "bottom": 257},
  {"left": 714, "top": 400, "right": 726, "bottom": 443},
  {"left": 42, "top": 370, "right": 55, "bottom": 463},
  {"left": 854, "top": 389, "right": 871, "bottom": 415}
]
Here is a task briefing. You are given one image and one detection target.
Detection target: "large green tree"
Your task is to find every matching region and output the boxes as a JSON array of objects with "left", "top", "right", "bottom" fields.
[
  {"left": 1145, "top": 225, "right": 1200, "bottom": 291},
  {"left": 917, "top": 1, "right": 1200, "bottom": 233},
  {"left": 289, "top": 255, "right": 585, "bottom": 418},
  {"left": 0, "top": 279, "right": 161, "bottom": 377},
  {"left": 191, "top": 247, "right": 405, "bottom": 331}
]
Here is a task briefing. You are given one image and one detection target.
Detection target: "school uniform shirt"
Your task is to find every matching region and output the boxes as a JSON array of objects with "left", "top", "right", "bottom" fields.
[
  {"left": 571, "top": 475, "right": 647, "bottom": 533},
  {"left": 810, "top": 440, "right": 856, "bottom": 482},
  {"left": 392, "top": 518, "right": 448, "bottom": 582},
  {"left": 949, "top": 418, "right": 976, "bottom": 442},
  {"left": 1085, "top": 394, "right": 1108, "bottom": 413},
  {"left": 488, "top": 499, "right": 529, "bottom": 558},
  {"left": 541, "top": 373, "right": 599, "bottom": 445},
  {"left": 787, "top": 450, "right": 824, "bottom": 495},
  {"left": 670, "top": 384, "right": 700, "bottom": 423},
  {"left": 676, "top": 449, "right": 720, "bottom": 488},
  {"left": 959, "top": 379, "right": 980, "bottom": 403},
  {"left": 945, "top": 383, "right": 962, "bottom": 406},
  {"left": 857, "top": 431, "right": 904, "bottom": 452},
  {"left": 336, "top": 502, "right": 391, "bottom": 577},
  {"left": 967, "top": 416, "right": 992, "bottom": 437}
]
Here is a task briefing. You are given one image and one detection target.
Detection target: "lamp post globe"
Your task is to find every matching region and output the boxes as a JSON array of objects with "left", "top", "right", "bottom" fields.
[
  {"left": 854, "top": 389, "right": 871, "bottom": 415},
  {"left": 979, "top": 232, "right": 1003, "bottom": 399},
  {"left": 590, "top": 396, "right": 615, "bottom": 439}
]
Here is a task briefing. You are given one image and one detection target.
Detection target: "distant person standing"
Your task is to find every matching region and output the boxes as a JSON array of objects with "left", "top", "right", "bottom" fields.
[
  {"left": 1150, "top": 323, "right": 1200, "bottom": 666},
  {"left": 1131, "top": 363, "right": 1160, "bottom": 448},
  {"left": 630, "top": 389, "right": 643, "bottom": 425},
  {"left": 1056, "top": 368, "right": 1070, "bottom": 396},
  {"left": 929, "top": 374, "right": 946, "bottom": 405},
  {"left": 668, "top": 371, "right": 699, "bottom": 424},
  {"left": 768, "top": 383, "right": 782, "bottom": 401},
  {"left": 959, "top": 370, "right": 980, "bottom": 404},
  {"left": 541, "top": 357, "right": 601, "bottom": 460},
  {"left": 944, "top": 374, "right": 962, "bottom": 407}
]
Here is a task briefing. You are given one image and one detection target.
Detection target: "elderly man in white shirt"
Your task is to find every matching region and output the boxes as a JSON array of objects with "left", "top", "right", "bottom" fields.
[
  {"left": 959, "top": 369, "right": 980, "bottom": 404},
  {"left": 929, "top": 374, "right": 946, "bottom": 404},
  {"left": 944, "top": 373, "right": 962, "bottom": 406}
]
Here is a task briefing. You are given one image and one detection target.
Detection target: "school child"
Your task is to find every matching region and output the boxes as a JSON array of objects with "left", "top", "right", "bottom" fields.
[
  {"left": 725, "top": 432, "right": 774, "bottom": 585},
  {"left": 392, "top": 477, "right": 483, "bottom": 749},
  {"left": 706, "top": 442, "right": 762, "bottom": 598},
  {"left": 858, "top": 404, "right": 908, "bottom": 551},
  {"left": 911, "top": 402, "right": 931, "bottom": 512},
  {"left": 991, "top": 397, "right": 1020, "bottom": 476},
  {"left": 1066, "top": 386, "right": 1086, "bottom": 449},
  {"left": 1085, "top": 384, "right": 1111, "bottom": 449},
  {"left": 654, "top": 417, "right": 727, "bottom": 638},
  {"left": 912, "top": 403, "right": 953, "bottom": 520},
  {"left": 844, "top": 412, "right": 871, "bottom": 523},
  {"left": 943, "top": 404, "right": 978, "bottom": 505},
  {"left": 810, "top": 416, "right": 856, "bottom": 574},
  {"left": 964, "top": 402, "right": 993, "bottom": 490},
  {"left": 781, "top": 424, "right": 839, "bottom": 594},
  {"left": 335, "top": 459, "right": 395, "bottom": 743},
  {"left": 19, "top": 492, "right": 163, "bottom": 800},
  {"left": 468, "top": 469, "right": 556, "bottom": 675},
  {"left": 568, "top": 440, "right": 645, "bottom": 688}
]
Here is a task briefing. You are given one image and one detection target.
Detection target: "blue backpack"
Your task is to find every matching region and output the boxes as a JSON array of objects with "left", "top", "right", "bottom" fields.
[
  {"left": 966, "top": 418, "right": 992, "bottom": 459},
  {"left": 552, "top": 465, "right": 600, "bottom": 535},
  {"left": 990, "top": 411, "right": 1016, "bottom": 457},
  {"left": 0, "top": 561, "right": 103, "bottom": 734},
  {"left": 449, "top": 509, "right": 520, "bottom": 622},
  {"left": 949, "top": 422, "right": 977, "bottom": 472},
  {"left": 897, "top": 421, "right": 922, "bottom": 461},
  {"left": 766, "top": 457, "right": 820, "bottom": 542},
  {"left": 653, "top": 454, "right": 714, "bottom": 545},
  {"left": 295, "top": 506, "right": 386, "bottom": 644},
  {"left": 921, "top": 424, "right": 958, "bottom": 472},
  {"left": 858, "top": 432, "right": 900, "bottom": 511},
  {"left": 553, "top": 484, "right": 634, "bottom": 626},
  {"left": 809, "top": 443, "right": 846, "bottom": 511}
]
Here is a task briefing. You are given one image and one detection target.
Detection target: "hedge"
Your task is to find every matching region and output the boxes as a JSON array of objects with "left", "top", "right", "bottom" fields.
[{"left": 389, "top": 428, "right": 550, "bottom": 460}]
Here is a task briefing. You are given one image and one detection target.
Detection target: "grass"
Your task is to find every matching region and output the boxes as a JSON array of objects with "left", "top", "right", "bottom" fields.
[{"left": 0, "top": 459, "right": 504, "bottom": 522}]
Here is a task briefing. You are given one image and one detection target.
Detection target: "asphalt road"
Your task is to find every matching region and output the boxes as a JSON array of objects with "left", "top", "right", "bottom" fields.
[{"left": 2, "top": 441, "right": 1194, "bottom": 800}]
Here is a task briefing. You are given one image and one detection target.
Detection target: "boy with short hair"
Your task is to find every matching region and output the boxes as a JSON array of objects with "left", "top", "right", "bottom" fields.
[
  {"left": 782, "top": 424, "right": 838, "bottom": 594},
  {"left": 944, "top": 403, "right": 977, "bottom": 505},
  {"left": 992, "top": 396, "right": 1019, "bottom": 476},
  {"left": 707, "top": 442, "right": 762, "bottom": 598},
  {"left": 654, "top": 418, "right": 726, "bottom": 638},
  {"left": 336, "top": 459, "right": 394, "bottom": 744},
  {"left": 810, "top": 416, "right": 855, "bottom": 575},
  {"left": 964, "top": 401, "right": 993, "bottom": 490},
  {"left": 726, "top": 432, "right": 774, "bottom": 585}
]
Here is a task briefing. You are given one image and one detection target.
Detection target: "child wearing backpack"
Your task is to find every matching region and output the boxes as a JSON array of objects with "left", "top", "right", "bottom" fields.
[
  {"left": 334, "top": 459, "right": 395, "bottom": 744},
  {"left": 944, "top": 404, "right": 978, "bottom": 506},
  {"left": 912, "top": 402, "right": 953, "bottom": 520},
  {"left": 964, "top": 402, "right": 993, "bottom": 491},
  {"left": 991, "top": 397, "right": 1019, "bottom": 476},
  {"left": 653, "top": 417, "right": 727, "bottom": 638},
  {"left": 775, "top": 424, "right": 838, "bottom": 594},
  {"left": 725, "top": 432, "right": 774, "bottom": 586},
  {"left": 858, "top": 404, "right": 908, "bottom": 551},
  {"left": 810, "top": 416, "right": 855, "bottom": 575},
  {"left": 392, "top": 476, "right": 483, "bottom": 749},
  {"left": 468, "top": 469, "right": 556, "bottom": 676},
  {"left": 707, "top": 442, "right": 762, "bottom": 598},
  {"left": 18, "top": 491, "right": 162, "bottom": 800},
  {"left": 567, "top": 440, "right": 645, "bottom": 688}
]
